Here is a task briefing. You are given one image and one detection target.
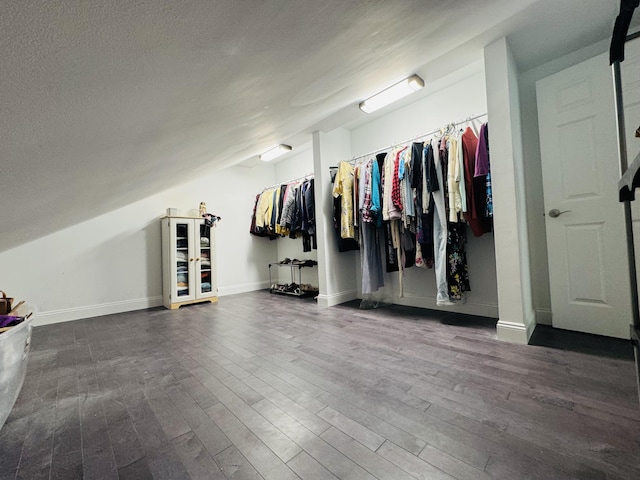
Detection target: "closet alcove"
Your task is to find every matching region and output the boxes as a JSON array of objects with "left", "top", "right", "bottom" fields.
[{"left": 259, "top": 61, "right": 498, "bottom": 320}]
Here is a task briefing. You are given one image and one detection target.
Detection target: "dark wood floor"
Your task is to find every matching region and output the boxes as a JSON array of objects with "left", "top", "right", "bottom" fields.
[{"left": 1, "top": 291, "right": 639, "bottom": 480}]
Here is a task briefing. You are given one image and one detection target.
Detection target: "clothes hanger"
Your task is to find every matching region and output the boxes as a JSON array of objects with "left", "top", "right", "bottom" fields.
[{"left": 467, "top": 116, "right": 480, "bottom": 136}]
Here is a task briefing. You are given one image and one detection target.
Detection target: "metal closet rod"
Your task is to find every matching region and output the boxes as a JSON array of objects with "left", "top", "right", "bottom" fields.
[
  {"left": 345, "top": 112, "right": 488, "bottom": 164},
  {"left": 262, "top": 171, "right": 314, "bottom": 191}
]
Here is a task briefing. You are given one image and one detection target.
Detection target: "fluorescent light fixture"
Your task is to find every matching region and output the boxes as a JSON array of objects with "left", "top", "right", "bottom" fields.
[
  {"left": 359, "top": 74, "right": 425, "bottom": 114},
  {"left": 260, "top": 144, "right": 292, "bottom": 162}
]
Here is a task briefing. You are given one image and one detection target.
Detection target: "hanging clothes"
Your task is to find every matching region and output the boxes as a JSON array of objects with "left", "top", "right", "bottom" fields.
[
  {"left": 279, "top": 182, "right": 298, "bottom": 236},
  {"left": 447, "top": 135, "right": 463, "bottom": 223},
  {"left": 251, "top": 187, "right": 278, "bottom": 237},
  {"left": 420, "top": 142, "right": 438, "bottom": 268},
  {"left": 461, "top": 126, "right": 486, "bottom": 237},
  {"left": 391, "top": 147, "right": 405, "bottom": 217},
  {"left": 371, "top": 154, "right": 383, "bottom": 226},
  {"left": 274, "top": 184, "right": 287, "bottom": 235},
  {"left": 330, "top": 166, "right": 359, "bottom": 252},
  {"left": 249, "top": 193, "right": 260, "bottom": 236},
  {"left": 447, "top": 222, "right": 470, "bottom": 300},
  {"left": 432, "top": 143, "right": 451, "bottom": 305},
  {"left": 474, "top": 122, "right": 494, "bottom": 221},
  {"left": 411, "top": 142, "right": 428, "bottom": 268},
  {"left": 249, "top": 176, "right": 317, "bottom": 249},
  {"left": 332, "top": 161, "right": 356, "bottom": 239},
  {"left": 439, "top": 135, "right": 470, "bottom": 303},
  {"left": 456, "top": 131, "right": 467, "bottom": 215},
  {"left": 301, "top": 178, "right": 316, "bottom": 252},
  {"left": 331, "top": 113, "right": 487, "bottom": 308},
  {"left": 359, "top": 160, "right": 385, "bottom": 294}
]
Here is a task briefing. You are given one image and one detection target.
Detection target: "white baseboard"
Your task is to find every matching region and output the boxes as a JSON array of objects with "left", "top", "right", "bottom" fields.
[
  {"left": 217, "top": 281, "right": 270, "bottom": 297},
  {"left": 34, "top": 296, "right": 163, "bottom": 326},
  {"left": 395, "top": 293, "right": 499, "bottom": 318},
  {"left": 497, "top": 310, "right": 537, "bottom": 344},
  {"left": 535, "top": 308, "right": 552, "bottom": 325},
  {"left": 317, "top": 289, "right": 358, "bottom": 307}
]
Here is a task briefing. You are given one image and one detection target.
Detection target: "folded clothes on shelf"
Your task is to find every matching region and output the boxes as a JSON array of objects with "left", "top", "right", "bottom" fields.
[{"left": 0, "top": 315, "right": 25, "bottom": 329}]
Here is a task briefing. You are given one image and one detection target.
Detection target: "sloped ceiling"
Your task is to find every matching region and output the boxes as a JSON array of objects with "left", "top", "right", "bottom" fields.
[{"left": 0, "top": 0, "right": 621, "bottom": 252}]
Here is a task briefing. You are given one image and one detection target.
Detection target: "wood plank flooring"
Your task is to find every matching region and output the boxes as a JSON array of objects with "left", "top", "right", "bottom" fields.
[{"left": 1, "top": 291, "right": 638, "bottom": 479}]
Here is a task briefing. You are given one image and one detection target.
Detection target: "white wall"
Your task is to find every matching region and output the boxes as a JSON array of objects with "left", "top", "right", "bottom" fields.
[
  {"left": 347, "top": 61, "right": 498, "bottom": 317},
  {"left": 0, "top": 164, "right": 277, "bottom": 325}
]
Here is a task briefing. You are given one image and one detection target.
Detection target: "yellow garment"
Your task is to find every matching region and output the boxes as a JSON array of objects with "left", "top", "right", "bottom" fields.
[
  {"left": 256, "top": 187, "right": 275, "bottom": 231},
  {"left": 447, "top": 136, "right": 462, "bottom": 222},
  {"left": 265, "top": 188, "right": 275, "bottom": 231},
  {"left": 332, "top": 161, "right": 355, "bottom": 239}
]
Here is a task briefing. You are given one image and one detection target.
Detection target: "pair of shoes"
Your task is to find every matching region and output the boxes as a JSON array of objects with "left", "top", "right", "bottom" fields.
[
  {"left": 279, "top": 258, "right": 291, "bottom": 264},
  {"left": 436, "top": 299, "right": 456, "bottom": 306},
  {"left": 291, "top": 259, "right": 317, "bottom": 267}
]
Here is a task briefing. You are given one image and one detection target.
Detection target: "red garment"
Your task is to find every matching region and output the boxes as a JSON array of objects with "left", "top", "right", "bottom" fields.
[
  {"left": 391, "top": 149, "right": 404, "bottom": 211},
  {"left": 462, "top": 127, "right": 491, "bottom": 236}
]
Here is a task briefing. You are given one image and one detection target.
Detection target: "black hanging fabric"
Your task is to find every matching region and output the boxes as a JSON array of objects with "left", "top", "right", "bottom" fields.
[{"left": 610, "top": 0, "right": 640, "bottom": 65}]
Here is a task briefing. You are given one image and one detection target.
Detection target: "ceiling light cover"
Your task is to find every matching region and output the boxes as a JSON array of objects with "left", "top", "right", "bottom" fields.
[
  {"left": 359, "top": 74, "right": 425, "bottom": 114},
  {"left": 260, "top": 144, "right": 292, "bottom": 162}
]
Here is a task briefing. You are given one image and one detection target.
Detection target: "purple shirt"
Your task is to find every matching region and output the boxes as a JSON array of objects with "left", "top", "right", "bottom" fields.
[{"left": 474, "top": 123, "right": 489, "bottom": 177}]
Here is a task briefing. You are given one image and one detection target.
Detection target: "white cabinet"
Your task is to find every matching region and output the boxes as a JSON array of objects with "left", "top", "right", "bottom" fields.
[{"left": 161, "top": 216, "right": 218, "bottom": 309}]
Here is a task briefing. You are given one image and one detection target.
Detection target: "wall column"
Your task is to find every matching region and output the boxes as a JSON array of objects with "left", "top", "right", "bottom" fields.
[
  {"left": 312, "top": 128, "right": 358, "bottom": 307},
  {"left": 484, "top": 37, "right": 536, "bottom": 343}
]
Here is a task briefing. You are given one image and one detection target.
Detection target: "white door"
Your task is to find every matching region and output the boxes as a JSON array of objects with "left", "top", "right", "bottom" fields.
[{"left": 537, "top": 52, "right": 631, "bottom": 339}]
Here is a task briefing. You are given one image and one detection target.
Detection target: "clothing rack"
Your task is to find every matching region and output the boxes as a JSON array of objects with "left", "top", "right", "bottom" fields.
[
  {"left": 610, "top": 0, "right": 640, "bottom": 407},
  {"left": 345, "top": 112, "right": 488, "bottom": 164},
  {"left": 262, "top": 172, "right": 314, "bottom": 191}
]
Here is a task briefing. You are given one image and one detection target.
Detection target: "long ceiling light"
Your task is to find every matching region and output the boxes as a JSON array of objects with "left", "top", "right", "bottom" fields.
[
  {"left": 260, "top": 144, "right": 292, "bottom": 162},
  {"left": 359, "top": 74, "right": 425, "bottom": 114}
]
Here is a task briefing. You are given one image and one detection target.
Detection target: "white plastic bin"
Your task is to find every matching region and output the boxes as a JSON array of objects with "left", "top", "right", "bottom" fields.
[{"left": 0, "top": 318, "right": 32, "bottom": 429}]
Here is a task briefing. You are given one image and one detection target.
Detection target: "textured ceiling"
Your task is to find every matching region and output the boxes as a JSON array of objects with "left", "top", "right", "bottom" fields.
[{"left": 0, "top": 0, "right": 621, "bottom": 252}]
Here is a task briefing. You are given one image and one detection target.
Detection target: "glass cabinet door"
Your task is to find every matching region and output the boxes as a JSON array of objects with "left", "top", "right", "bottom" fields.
[
  {"left": 198, "top": 222, "right": 213, "bottom": 295},
  {"left": 175, "top": 221, "right": 191, "bottom": 298}
]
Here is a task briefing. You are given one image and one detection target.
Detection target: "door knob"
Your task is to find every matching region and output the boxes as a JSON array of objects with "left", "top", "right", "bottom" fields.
[{"left": 548, "top": 208, "right": 571, "bottom": 218}]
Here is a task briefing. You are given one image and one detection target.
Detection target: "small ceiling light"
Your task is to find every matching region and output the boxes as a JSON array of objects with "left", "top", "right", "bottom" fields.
[
  {"left": 359, "top": 74, "right": 425, "bottom": 114},
  {"left": 259, "top": 144, "right": 292, "bottom": 162}
]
